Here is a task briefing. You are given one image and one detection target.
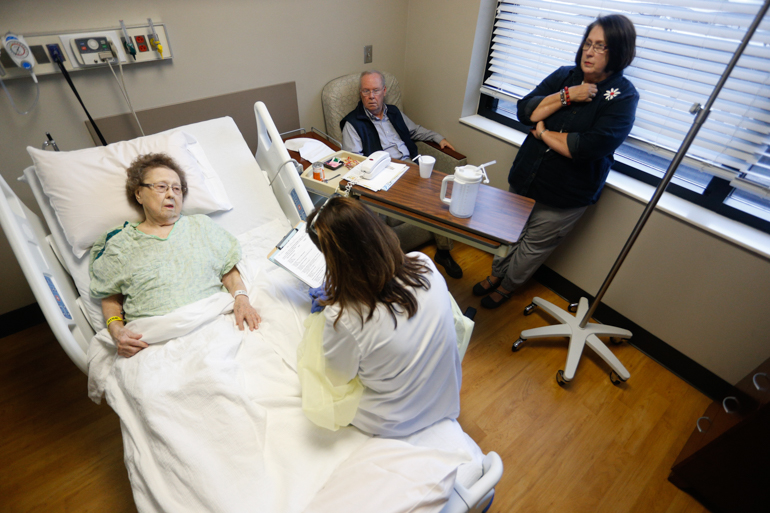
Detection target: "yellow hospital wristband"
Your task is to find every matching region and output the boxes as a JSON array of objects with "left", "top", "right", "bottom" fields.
[{"left": 106, "top": 316, "right": 123, "bottom": 327}]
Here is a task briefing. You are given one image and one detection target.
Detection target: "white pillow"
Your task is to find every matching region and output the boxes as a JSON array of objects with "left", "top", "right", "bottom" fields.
[{"left": 27, "top": 130, "right": 233, "bottom": 258}]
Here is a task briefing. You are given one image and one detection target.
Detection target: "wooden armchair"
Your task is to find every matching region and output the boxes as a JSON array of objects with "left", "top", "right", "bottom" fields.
[{"left": 321, "top": 72, "right": 467, "bottom": 173}]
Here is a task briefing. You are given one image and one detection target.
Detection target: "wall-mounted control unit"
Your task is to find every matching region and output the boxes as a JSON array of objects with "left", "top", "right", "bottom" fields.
[
  {"left": 0, "top": 22, "right": 172, "bottom": 80},
  {"left": 69, "top": 35, "right": 119, "bottom": 66}
]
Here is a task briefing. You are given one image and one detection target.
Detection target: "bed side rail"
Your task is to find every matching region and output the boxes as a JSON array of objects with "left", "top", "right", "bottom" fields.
[
  {"left": 442, "top": 451, "right": 503, "bottom": 513},
  {"left": 253, "top": 101, "right": 314, "bottom": 226},
  {"left": 0, "top": 173, "right": 91, "bottom": 373}
]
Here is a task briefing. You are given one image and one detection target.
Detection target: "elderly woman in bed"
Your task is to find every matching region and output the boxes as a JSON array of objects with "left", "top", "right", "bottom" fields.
[{"left": 89, "top": 153, "right": 261, "bottom": 358}]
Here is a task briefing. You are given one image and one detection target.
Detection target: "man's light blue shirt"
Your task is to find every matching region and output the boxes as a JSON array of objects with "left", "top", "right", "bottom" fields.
[{"left": 341, "top": 104, "right": 444, "bottom": 160}]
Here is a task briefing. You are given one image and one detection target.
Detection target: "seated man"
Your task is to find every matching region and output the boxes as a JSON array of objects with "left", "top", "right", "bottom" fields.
[{"left": 340, "top": 70, "right": 462, "bottom": 278}]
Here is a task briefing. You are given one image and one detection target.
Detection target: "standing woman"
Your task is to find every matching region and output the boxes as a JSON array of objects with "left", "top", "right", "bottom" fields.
[
  {"left": 306, "top": 197, "right": 461, "bottom": 437},
  {"left": 474, "top": 14, "right": 639, "bottom": 308}
]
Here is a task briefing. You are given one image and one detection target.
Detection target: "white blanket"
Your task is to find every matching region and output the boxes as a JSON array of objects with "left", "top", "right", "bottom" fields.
[{"left": 86, "top": 221, "right": 470, "bottom": 513}]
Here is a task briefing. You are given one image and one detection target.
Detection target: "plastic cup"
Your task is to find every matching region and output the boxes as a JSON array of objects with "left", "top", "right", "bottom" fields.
[{"left": 418, "top": 156, "right": 436, "bottom": 178}]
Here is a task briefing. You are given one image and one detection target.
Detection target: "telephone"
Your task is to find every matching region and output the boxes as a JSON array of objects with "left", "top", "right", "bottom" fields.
[{"left": 360, "top": 151, "right": 391, "bottom": 180}]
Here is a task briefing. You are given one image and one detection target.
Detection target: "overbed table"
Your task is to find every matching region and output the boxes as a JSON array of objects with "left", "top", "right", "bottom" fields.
[{"left": 284, "top": 132, "right": 534, "bottom": 257}]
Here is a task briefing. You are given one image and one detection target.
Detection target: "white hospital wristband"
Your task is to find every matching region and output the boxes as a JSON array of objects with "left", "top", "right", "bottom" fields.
[{"left": 233, "top": 290, "right": 248, "bottom": 299}]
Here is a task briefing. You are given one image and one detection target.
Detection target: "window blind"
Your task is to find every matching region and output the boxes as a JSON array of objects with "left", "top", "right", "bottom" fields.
[{"left": 482, "top": 0, "right": 770, "bottom": 191}]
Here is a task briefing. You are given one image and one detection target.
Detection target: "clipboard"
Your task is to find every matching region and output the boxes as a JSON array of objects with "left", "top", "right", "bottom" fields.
[{"left": 268, "top": 221, "right": 326, "bottom": 288}]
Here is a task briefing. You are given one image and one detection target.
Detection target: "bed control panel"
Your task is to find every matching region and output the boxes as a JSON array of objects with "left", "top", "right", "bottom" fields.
[
  {"left": 44, "top": 274, "right": 73, "bottom": 320},
  {"left": 290, "top": 189, "right": 308, "bottom": 221}
]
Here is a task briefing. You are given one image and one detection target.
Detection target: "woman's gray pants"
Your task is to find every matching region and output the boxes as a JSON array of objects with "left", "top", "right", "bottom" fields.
[{"left": 492, "top": 193, "right": 587, "bottom": 293}]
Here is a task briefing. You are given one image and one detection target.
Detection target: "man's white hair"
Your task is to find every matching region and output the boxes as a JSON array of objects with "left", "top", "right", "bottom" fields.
[{"left": 360, "top": 70, "right": 385, "bottom": 90}]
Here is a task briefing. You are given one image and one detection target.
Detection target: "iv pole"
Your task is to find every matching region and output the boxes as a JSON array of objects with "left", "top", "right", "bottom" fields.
[{"left": 515, "top": 0, "right": 770, "bottom": 385}]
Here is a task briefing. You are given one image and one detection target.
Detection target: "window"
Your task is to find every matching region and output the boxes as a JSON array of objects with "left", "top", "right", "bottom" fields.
[{"left": 478, "top": 0, "right": 770, "bottom": 232}]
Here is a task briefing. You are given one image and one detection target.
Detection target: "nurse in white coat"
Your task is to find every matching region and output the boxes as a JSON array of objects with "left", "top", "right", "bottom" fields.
[{"left": 306, "top": 197, "right": 461, "bottom": 437}]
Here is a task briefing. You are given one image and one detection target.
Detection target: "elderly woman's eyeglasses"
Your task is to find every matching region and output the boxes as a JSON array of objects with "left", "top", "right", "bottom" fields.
[
  {"left": 140, "top": 182, "right": 184, "bottom": 195},
  {"left": 361, "top": 88, "right": 383, "bottom": 96},
  {"left": 582, "top": 41, "right": 608, "bottom": 54}
]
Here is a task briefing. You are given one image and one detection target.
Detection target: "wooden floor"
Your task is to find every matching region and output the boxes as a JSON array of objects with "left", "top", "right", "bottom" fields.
[{"left": 0, "top": 242, "right": 711, "bottom": 513}]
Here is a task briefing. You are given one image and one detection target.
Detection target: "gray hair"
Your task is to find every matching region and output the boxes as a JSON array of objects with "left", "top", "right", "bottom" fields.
[{"left": 359, "top": 70, "right": 385, "bottom": 90}]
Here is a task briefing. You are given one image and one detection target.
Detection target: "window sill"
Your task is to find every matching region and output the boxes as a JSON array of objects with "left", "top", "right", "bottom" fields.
[
  {"left": 459, "top": 114, "right": 770, "bottom": 260},
  {"left": 460, "top": 115, "right": 527, "bottom": 146},
  {"left": 605, "top": 168, "right": 770, "bottom": 260}
]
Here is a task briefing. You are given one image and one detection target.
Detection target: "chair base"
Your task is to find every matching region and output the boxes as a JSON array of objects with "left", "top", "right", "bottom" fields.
[{"left": 515, "top": 297, "right": 632, "bottom": 384}]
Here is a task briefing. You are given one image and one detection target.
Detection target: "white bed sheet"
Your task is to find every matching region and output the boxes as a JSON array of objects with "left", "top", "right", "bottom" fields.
[{"left": 88, "top": 221, "right": 480, "bottom": 512}]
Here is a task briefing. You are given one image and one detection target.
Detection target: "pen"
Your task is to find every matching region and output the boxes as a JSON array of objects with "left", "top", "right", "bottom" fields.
[
  {"left": 324, "top": 174, "right": 341, "bottom": 183},
  {"left": 276, "top": 228, "right": 298, "bottom": 249}
]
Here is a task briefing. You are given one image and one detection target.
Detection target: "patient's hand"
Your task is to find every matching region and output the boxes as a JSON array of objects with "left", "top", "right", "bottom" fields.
[
  {"left": 439, "top": 139, "right": 455, "bottom": 151},
  {"left": 110, "top": 325, "right": 148, "bottom": 358},
  {"left": 234, "top": 295, "right": 261, "bottom": 331}
]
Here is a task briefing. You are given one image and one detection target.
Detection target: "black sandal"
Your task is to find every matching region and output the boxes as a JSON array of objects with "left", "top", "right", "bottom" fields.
[
  {"left": 480, "top": 289, "right": 512, "bottom": 309},
  {"left": 473, "top": 276, "right": 501, "bottom": 297}
]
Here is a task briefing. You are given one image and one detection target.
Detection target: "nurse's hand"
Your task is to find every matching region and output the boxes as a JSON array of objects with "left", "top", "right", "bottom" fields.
[
  {"left": 109, "top": 323, "right": 148, "bottom": 358},
  {"left": 308, "top": 285, "right": 328, "bottom": 313},
  {"left": 234, "top": 295, "right": 261, "bottom": 331}
]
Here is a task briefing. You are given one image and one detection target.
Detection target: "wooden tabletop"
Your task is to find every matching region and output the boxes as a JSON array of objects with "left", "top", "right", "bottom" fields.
[
  {"left": 358, "top": 196, "right": 503, "bottom": 248},
  {"left": 348, "top": 163, "right": 535, "bottom": 246},
  {"left": 284, "top": 132, "right": 535, "bottom": 246}
]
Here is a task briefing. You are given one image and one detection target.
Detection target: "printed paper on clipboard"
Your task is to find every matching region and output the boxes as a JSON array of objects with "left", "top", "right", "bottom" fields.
[{"left": 268, "top": 221, "right": 326, "bottom": 288}]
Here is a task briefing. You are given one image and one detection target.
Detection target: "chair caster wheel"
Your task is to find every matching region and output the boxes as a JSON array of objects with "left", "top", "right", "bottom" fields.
[
  {"left": 512, "top": 337, "right": 526, "bottom": 352},
  {"left": 610, "top": 370, "right": 627, "bottom": 385},
  {"left": 568, "top": 303, "right": 578, "bottom": 313},
  {"left": 556, "top": 370, "right": 570, "bottom": 387},
  {"left": 523, "top": 302, "right": 537, "bottom": 316},
  {"left": 610, "top": 337, "right": 627, "bottom": 345}
]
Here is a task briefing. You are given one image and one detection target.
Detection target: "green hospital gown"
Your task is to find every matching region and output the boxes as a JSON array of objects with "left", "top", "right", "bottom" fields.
[{"left": 89, "top": 214, "right": 241, "bottom": 321}]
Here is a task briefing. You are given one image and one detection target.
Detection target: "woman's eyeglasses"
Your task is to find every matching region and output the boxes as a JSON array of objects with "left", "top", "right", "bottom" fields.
[
  {"left": 582, "top": 41, "right": 608, "bottom": 54},
  {"left": 308, "top": 194, "right": 338, "bottom": 236},
  {"left": 140, "top": 182, "right": 184, "bottom": 195}
]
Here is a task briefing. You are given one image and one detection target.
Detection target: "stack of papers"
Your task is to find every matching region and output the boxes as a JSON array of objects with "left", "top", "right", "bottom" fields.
[
  {"left": 269, "top": 222, "right": 326, "bottom": 288},
  {"left": 283, "top": 138, "right": 335, "bottom": 163},
  {"left": 342, "top": 162, "right": 409, "bottom": 192}
]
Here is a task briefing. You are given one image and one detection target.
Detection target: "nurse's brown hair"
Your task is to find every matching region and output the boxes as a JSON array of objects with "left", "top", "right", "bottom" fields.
[{"left": 307, "top": 196, "right": 431, "bottom": 327}]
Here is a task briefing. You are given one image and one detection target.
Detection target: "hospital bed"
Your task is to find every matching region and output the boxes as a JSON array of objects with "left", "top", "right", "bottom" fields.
[{"left": 0, "top": 102, "right": 502, "bottom": 513}]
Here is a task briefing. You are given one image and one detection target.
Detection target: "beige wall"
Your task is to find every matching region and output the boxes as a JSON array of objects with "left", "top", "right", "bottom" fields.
[
  {"left": 400, "top": 0, "right": 770, "bottom": 383},
  {"left": 0, "top": 0, "right": 408, "bottom": 314},
  {"left": 402, "top": 0, "right": 516, "bottom": 188}
]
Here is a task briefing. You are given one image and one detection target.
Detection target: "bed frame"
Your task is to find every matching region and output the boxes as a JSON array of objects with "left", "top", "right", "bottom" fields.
[{"left": 0, "top": 102, "right": 501, "bottom": 513}]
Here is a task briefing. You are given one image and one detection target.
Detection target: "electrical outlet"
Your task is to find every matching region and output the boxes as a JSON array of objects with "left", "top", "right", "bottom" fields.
[{"left": 364, "top": 45, "right": 372, "bottom": 64}]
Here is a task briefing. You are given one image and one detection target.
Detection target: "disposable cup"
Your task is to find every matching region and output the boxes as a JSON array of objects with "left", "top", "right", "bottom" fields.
[{"left": 418, "top": 156, "right": 436, "bottom": 178}]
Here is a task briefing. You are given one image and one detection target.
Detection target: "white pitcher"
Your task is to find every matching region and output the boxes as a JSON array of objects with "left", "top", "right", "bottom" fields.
[{"left": 440, "top": 161, "right": 495, "bottom": 218}]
